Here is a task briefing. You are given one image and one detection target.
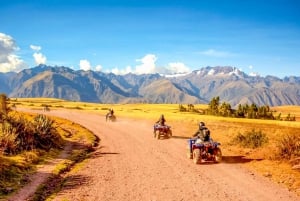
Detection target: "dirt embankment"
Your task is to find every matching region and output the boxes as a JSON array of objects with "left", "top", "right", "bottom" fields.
[{"left": 10, "top": 109, "right": 300, "bottom": 201}]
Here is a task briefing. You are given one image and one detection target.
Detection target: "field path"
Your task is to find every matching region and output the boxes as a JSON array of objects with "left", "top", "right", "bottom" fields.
[{"left": 13, "top": 109, "right": 300, "bottom": 201}]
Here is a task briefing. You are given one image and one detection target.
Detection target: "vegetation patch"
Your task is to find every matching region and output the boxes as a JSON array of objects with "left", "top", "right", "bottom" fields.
[
  {"left": 231, "top": 129, "right": 269, "bottom": 149},
  {"left": 179, "top": 97, "right": 296, "bottom": 121},
  {"left": 275, "top": 132, "right": 300, "bottom": 160},
  {"left": 5, "top": 97, "right": 300, "bottom": 196},
  {"left": 0, "top": 94, "right": 99, "bottom": 200}
]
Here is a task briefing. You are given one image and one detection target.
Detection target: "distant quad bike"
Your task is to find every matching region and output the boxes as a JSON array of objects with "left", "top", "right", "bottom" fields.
[
  {"left": 187, "top": 138, "right": 222, "bottom": 164},
  {"left": 153, "top": 123, "right": 172, "bottom": 139},
  {"left": 106, "top": 113, "right": 116, "bottom": 122}
]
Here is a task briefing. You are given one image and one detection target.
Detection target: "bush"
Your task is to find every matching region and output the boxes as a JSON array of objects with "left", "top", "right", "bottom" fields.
[
  {"left": 231, "top": 129, "right": 269, "bottom": 149},
  {"left": 33, "top": 114, "right": 63, "bottom": 151},
  {"left": 275, "top": 133, "right": 300, "bottom": 159},
  {"left": 0, "top": 123, "right": 18, "bottom": 154},
  {"left": 0, "top": 113, "right": 63, "bottom": 155}
]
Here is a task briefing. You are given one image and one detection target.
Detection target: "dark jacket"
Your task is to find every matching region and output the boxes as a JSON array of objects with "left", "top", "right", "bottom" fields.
[
  {"left": 193, "top": 127, "right": 210, "bottom": 141},
  {"left": 157, "top": 116, "right": 166, "bottom": 126}
]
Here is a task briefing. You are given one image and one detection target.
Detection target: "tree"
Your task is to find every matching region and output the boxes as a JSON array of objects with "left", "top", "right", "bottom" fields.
[
  {"left": 219, "top": 102, "right": 232, "bottom": 117},
  {"left": 208, "top": 96, "right": 220, "bottom": 115},
  {"left": 235, "top": 104, "right": 245, "bottom": 117},
  {"left": 187, "top": 104, "right": 194, "bottom": 111}
]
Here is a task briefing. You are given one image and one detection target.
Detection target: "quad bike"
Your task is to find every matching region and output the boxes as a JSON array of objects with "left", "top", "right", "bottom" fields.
[
  {"left": 153, "top": 123, "right": 172, "bottom": 139},
  {"left": 106, "top": 113, "right": 116, "bottom": 122},
  {"left": 187, "top": 138, "right": 222, "bottom": 164}
]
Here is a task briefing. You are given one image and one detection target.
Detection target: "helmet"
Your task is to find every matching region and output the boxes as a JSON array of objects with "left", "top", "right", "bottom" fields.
[{"left": 199, "top": 122, "right": 205, "bottom": 129}]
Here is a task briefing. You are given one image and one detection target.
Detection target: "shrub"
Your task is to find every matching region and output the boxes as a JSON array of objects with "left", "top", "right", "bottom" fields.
[
  {"left": 178, "top": 104, "right": 187, "bottom": 112},
  {"left": 3, "top": 115, "right": 35, "bottom": 153},
  {"left": 33, "top": 114, "right": 63, "bottom": 151},
  {"left": 231, "top": 129, "right": 269, "bottom": 149},
  {"left": 275, "top": 133, "right": 300, "bottom": 159},
  {"left": 0, "top": 123, "right": 18, "bottom": 154},
  {"left": 0, "top": 113, "right": 63, "bottom": 155}
]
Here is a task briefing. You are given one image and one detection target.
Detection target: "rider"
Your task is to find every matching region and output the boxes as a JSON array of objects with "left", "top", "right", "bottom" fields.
[
  {"left": 109, "top": 108, "right": 114, "bottom": 116},
  {"left": 188, "top": 122, "right": 211, "bottom": 156},
  {"left": 192, "top": 122, "right": 211, "bottom": 142},
  {"left": 106, "top": 108, "right": 114, "bottom": 121},
  {"left": 156, "top": 114, "right": 166, "bottom": 126}
]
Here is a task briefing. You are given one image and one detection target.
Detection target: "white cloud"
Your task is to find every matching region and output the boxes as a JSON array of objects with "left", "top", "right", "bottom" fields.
[
  {"left": 30, "top": 44, "right": 47, "bottom": 65},
  {"left": 248, "top": 65, "right": 260, "bottom": 76},
  {"left": 79, "top": 59, "right": 103, "bottom": 72},
  {"left": 95, "top": 65, "right": 102, "bottom": 71},
  {"left": 111, "top": 66, "right": 133, "bottom": 75},
  {"left": 33, "top": 52, "right": 47, "bottom": 65},
  {"left": 111, "top": 67, "right": 121, "bottom": 75},
  {"left": 135, "top": 54, "right": 157, "bottom": 74},
  {"left": 0, "top": 33, "right": 27, "bottom": 72},
  {"left": 199, "top": 49, "right": 235, "bottom": 58},
  {"left": 249, "top": 72, "right": 258, "bottom": 76},
  {"left": 166, "top": 62, "right": 190, "bottom": 74},
  {"left": 30, "top": 45, "right": 41, "bottom": 51},
  {"left": 79, "top": 59, "right": 92, "bottom": 71},
  {"left": 107, "top": 54, "right": 191, "bottom": 75}
]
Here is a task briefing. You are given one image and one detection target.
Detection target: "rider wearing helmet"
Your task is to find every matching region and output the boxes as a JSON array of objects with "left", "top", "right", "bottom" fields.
[
  {"left": 156, "top": 114, "right": 166, "bottom": 126},
  {"left": 106, "top": 108, "right": 114, "bottom": 121},
  {"left": 193, "top": 121, "right": 210, "bottom": 142}
]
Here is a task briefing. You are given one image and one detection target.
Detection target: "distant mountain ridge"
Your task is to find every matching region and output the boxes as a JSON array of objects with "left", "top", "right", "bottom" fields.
[{"left": 1, "top": 65, "right": 300, "bottom": 107}]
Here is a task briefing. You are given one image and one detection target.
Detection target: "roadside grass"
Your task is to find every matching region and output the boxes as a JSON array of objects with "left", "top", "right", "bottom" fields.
[
  {"left": 0, "top": 110, "right": 98, "bottom": 200},
  {"left": 8, "top": 98, "right": 300, "bottom": 195},
  {"left": 30, "top": 116, "right": 98, "bottom": 201}
]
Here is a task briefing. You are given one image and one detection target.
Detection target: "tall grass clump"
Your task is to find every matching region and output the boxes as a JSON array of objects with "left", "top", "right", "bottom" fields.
[
  {"left": 231, "top": 129, "right": 269, "bottom": 149},
  {"left": 0, "top": 123, "right": 19, "bottom": 154},
  {"left": 33, "top": 114, "right": 63, "bottom": 151},
  {"left": 0, "top": 113, "right": 63, "bottom": 155},
  {"left": 275, "top": 133, "right": 300, "bottom": 160}
]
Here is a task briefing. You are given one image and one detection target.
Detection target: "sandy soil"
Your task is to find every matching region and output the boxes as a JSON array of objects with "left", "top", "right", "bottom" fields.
[{"left": 9, "top": 109, "right": 300, "bottom": 201}]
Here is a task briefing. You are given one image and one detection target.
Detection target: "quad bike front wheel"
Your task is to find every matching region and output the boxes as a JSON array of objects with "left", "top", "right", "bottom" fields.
[
  {"left": 186, "top": 145, "right": 192, "bottom": 159},
  {"left": 214, "top": 148, "right": 222, "bottom": 163},
  {"left": 110, "top": 116, "right": 116, "bottom": 122},
  {"left": 167, "top": 130, "right": 172, "bottom": 138},
  {"left": 156, "top": 131, "right": 161, "bottom": 139},
  {"left": 193, "top": 149, "right": 202, "bottom": 164}
]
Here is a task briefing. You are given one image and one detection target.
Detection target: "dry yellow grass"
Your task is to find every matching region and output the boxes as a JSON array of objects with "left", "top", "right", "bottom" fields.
[
  {"left": 0, "top": 106, "right": 97, "bottom": 199},
  {"left": 8, "top": 98, "right": 300, "bottom": 195},
  {"left": 273, "top": 105, "right": 300, "bottom": 121}
]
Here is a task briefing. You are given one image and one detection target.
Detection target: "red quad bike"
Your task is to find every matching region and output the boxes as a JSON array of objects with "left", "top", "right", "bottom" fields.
[
  {"left": 187, "top": 138, "right": 222, "bottom": 164},
  {"left": 153, "top": 123, "right": 172, "bottom": 139}
]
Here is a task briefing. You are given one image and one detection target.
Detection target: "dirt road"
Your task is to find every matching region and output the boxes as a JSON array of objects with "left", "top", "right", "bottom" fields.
[{"left": 18, "top": 109, "right": 300, "bottom": 201}]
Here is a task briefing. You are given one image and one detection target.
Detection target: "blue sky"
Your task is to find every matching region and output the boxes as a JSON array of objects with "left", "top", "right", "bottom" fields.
[{"left": 0, "top": 0, "right": 299, "bottom": 77}]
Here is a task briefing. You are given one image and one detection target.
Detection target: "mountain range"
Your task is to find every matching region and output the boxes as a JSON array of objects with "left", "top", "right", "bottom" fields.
[{"left": 1, "top": 65, "right": 300, "bottom": 107}]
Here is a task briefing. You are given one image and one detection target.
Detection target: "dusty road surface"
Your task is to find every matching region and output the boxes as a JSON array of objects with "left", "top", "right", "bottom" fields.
[{"left": 14, "top": 109, "right": 300, "bottom": 201}]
